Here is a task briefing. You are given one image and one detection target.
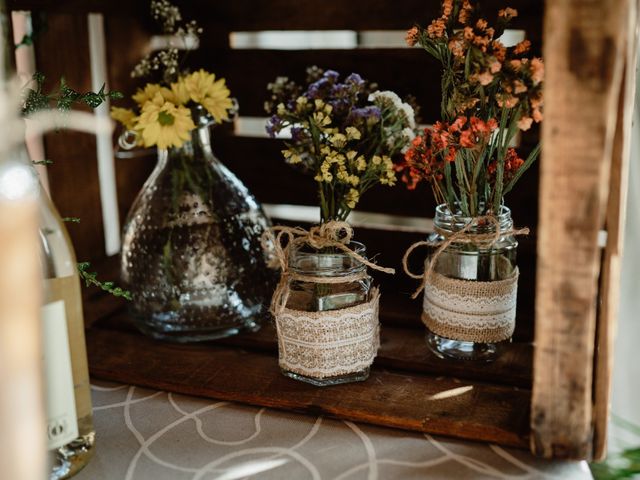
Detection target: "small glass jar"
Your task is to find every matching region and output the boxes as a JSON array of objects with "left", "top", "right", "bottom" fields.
[
  {"left": 278, "top": 241, "right": 374, "bottom": 386},
  {"left": 425, "top": 204, "right": 518, "bottom": 361}
]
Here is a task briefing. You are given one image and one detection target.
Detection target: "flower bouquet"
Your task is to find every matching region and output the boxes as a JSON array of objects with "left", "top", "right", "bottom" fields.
[
  {"left": 112, "top": 0, "right": 273, "bottom": 342},
  {"left": 263, "top": 67, "right": 415, "bottom": 385},
  {"left": 399, "top": 0, "right": 544, "bottom": 361}
]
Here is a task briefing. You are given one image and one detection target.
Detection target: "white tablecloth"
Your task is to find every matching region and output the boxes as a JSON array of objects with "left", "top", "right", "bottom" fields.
[{"left": 75, "top": 381, "right": 593, "bottom": 480}]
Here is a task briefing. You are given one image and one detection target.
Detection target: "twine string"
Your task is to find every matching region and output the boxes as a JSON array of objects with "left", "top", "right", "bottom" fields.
[
  {"left": 261, "top": 220, "right": 395, "bottom": 316},
  {"left": 401, "top": 215, "right": 530, "bottom": 299}
]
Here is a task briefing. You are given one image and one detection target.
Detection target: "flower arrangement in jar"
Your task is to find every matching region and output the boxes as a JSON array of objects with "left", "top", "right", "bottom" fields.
[
  {"left": 399, "top": 0, "right": 543, "bottom": 361},
  {"left": 111, "top": 0, "right": 273, "bottom": 342},
  {"left": 263, "top": 67, "right": 416, "bottom": 385}
]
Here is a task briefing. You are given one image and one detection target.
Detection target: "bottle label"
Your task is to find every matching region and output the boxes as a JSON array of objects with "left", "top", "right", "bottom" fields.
[{"left": 42, "top": 300, "right": 79, "bottom": 450}]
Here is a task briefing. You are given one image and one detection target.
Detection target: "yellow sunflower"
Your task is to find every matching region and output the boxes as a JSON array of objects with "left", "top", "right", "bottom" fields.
[
  {"left": 135, "top": 93, "right": 195, "bottom": 150},
  {"left": 110, "top": 107, "right": 137, "bottom": 130},
  {"left": 183, "top": 69, "right": 233, "bottom": 123}
]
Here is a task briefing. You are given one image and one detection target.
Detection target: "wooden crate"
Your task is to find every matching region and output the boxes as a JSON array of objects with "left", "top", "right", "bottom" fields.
[{"left": 8, "top": 0, "right": 639, "bottom": 460}]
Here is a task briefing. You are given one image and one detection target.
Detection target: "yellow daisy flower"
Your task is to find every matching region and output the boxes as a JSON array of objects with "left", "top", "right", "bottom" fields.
[
  {"left": 132, "top": 83, "right": 173, "bottom": 107},
  {"left": 110, "top": 107, "right": 137, "bottom": 130},
  {"left": 183, "top": 69, "right": 233, "bottom": 123},
  {"left": 135, "top": 93, "right": 195, "bottom": 150},
  {"left": 169, "top": 78, "right": 190, "bottom": 105}
]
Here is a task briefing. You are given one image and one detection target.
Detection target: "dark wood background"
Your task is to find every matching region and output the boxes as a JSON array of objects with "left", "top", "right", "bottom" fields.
[{"left": 10, "top": 0, "right": 543, "bottom": 340}]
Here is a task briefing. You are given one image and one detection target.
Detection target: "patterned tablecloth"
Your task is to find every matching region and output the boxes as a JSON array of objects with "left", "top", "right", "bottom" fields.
[{"left": 76, "top": 381, "right": 593, "bottom": 480}]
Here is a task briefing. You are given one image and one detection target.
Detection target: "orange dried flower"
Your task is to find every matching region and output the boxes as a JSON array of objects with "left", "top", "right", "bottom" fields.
[
  {"left": 489, "top": 60, "right": 502, "bottom": 73},
  {"left": 458, "top": 0, "right": 473, "bottom": 24},
  {"left": 492, "top": 40, "right": 506, "bottom": 62},
  {"left": 532, "top": 108, "right": 543, "bottom": 123},
  {"left": 448, "top": 37, "right": 466, "bottom": 57},
  {"left": 513, "top": 39, "right": 531, "bottom": 55},
  {"left": 427, "top": 18, "right": 447, "bottom": 38},
  {"left": 463, "top": 26, "right": 475, "bottom": 41},
  {"left": 476, "top": 19, "right": 488, "bottom": 30},
  {"left": 517, "top": 116, "right": 533, "bottom": 131},
  {"left": 405, "top": 26, "right": 419, "bottom": 47},
  {"left": 530, "top": 57, "right": 544, "bottom": 85},
  {"left": 474, "top": 71, "right": 494, "bottom": 86},
  {"left": 442, "top": 0, "right": 453, "bottom": 17},
  {"left": 513, "top": 80, "right": 528, "bottom": 94},
  {"left": 498, "top": 7, "right": 518, "bottom": 19}
]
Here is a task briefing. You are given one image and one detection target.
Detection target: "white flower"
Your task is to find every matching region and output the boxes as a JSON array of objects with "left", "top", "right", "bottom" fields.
[
  {"left": 399, "top": 102, "right": 416, "bottom": 129},
  {"left": 369, "top": 90, "right": 403, "bottom": 108},
  {"left": 400, "top": 128, "right": 416, "bottom": 153}
]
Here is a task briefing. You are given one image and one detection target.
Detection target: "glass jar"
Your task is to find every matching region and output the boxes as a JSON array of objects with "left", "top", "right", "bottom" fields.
[
  {"left": 425, "top": 204, "right": 518, "bottom": 361},
  {"left": 121, "top": 106, "right": 274, "bottom": 342},
  {"left": 278, "top": 241, "right": 375, "bottom": 386}
]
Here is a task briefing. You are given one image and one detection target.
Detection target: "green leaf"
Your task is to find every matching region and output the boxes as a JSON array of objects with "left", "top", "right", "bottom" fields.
[{"left": 77, "top": 262, "right": 132, "bottom": 300}]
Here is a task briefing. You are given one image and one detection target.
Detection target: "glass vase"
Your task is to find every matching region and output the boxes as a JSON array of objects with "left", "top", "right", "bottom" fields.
[
  {"left": 121, "top": 106, "right": 273, "bottom": 342},
  {"left": 424, "top": 204, "right": 518, "bottom": 361},
  {"left": 277, "top": 241, "right": 378, "bottom": 386}
]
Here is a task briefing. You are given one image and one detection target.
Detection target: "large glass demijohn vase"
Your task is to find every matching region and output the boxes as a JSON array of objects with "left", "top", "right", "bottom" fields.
[{"left": 120, "top": 106, "right": 273, "bottom": 341}]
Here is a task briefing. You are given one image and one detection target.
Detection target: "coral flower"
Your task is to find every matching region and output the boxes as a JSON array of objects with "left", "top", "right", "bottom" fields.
[
  {"left": 517, "top": 116, "right": 533, "bottom": 131},
  {"left": 135, "top": 93, "right": 195, "bottom": 149}
]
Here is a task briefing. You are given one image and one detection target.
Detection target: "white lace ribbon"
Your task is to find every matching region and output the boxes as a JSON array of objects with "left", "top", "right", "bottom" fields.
[
  {"left": 422, "top": 270, "right": 519, "bottom": 343},
  {"left": 275, "top": 289, "right": 380, "bottom": 379}
]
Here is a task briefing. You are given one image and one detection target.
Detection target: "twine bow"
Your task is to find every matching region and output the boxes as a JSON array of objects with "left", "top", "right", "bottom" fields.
[
  {"left": 261, "top": 220, "right": 395, "bottom": 316},
  {"left": 402, "top": 215, "right": 530, "bottom": 299}
]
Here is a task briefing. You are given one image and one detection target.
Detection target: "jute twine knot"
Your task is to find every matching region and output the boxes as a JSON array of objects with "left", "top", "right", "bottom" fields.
[
  {"left": 402, "top": 215, "right": 530, "bottom": 299},
  {"left": 261, "top": 220, "right": 395, "bottom": 316}
]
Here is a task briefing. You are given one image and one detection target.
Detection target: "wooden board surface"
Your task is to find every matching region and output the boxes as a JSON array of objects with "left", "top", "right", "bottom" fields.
[{"left": 86, "top": 327, "right": 531, "bottom": 448}]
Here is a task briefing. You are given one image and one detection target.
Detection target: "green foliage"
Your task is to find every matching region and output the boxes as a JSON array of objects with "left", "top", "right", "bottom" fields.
[
  {"left": 77, "top": 262, "right": 132, "bottom": 301},
  {"left": 22, "top": 73, "right": 123, "bottom": 116},
  {"left": 591, "top": 416, "right": 640, "bottom": 479}
]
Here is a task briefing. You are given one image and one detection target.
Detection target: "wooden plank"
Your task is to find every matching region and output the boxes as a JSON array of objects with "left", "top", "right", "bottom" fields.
[
  {"left": 92, "top": 311, "right": 533, "bottom": 388},
  {"left": 82, "top": 256, "right": 534, "bottom": 389},
  {"left": 8, "top": 0, "right": 543, "bottom": 36},
  {"left": 86, "top": 327, "right": 531, "bottom": 447},
  {"left": 33, "top": 13, "right": 106, "bottom": 260},
  {"left": 194, "top": 48, "right": 543, "bottom": 121},
  {"left": 592, "top": 0, "right": 640, "bottom": 461},
  {"left": 531, "top": 0, "right": 630, "bottom": 460}
]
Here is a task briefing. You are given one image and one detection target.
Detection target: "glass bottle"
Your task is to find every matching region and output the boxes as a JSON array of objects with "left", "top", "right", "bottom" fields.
[
  {"left": 121, "top": 106, "right": 273, "bottom": 342},
  {"left": 425, "top": 204, "right": 518, "bottom": 361},
  {"left": 279, "top": 241, "right": 374, "bottom": 386},
  {"left": 36, "top": 146, "right": 95, "bottom": 479}
]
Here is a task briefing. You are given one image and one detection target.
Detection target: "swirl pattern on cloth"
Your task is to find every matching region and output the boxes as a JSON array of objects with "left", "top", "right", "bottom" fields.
[
  {"left": 422, "top": 269, "right": 519, "bottom": 343},
  {"left": 276, "top": 289, "right": 380, "bottom": 379}
]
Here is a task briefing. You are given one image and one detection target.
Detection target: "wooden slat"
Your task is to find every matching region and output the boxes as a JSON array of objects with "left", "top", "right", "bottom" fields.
[
  {"left": 86, "top": 326, "right": 531, "bottom": 447},
  {"left": 593, "top": 0, "right": 640, "bottom": 461},
  {"left": 92, "top": 309, "right": 533, "bottom": 388},
  {"left": 33, "top": 13, "right": 106, "bottom": 260},
  {"left": 8, "top": 0, "right": 543, "bottom": 37},
  {"left": 531, "top": 0, "right": 630, "bottom": 460},
  {"left": 193, "top": 47, "right": 542, "bottom": 121}
]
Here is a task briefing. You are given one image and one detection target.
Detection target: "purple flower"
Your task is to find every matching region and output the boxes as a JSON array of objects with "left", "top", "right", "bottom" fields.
[
  {"left": 323, "top": 70, "right": 340, "bottom": 81},
  {"left": 345, "top": 73, "right": 364, "bottom": 87},
  {"left": 291, "top": 126, "right": 305, "bottom": 143},
  {"left": 348, "top": 105, "right": 381, "bottom": 122},
  {"left": 265, "top": 115, "right": 282, "bottom": 138}
]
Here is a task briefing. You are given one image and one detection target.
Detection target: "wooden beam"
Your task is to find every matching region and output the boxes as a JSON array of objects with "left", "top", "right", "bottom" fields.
[
  {"left": 531, "top": 0, "right": 631, "bottom": 460},
  {"left": 592, "top": 0, "right": 640, "bottom": 461}
]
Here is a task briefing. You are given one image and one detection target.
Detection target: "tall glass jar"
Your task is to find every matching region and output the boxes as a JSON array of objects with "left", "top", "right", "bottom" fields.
[
  {"left": 424, "top": 204, "right": 518, "bottom": 361},
  {"left": 121, "top": 106, "right": 273, "bottom": 342},
  {"left": 277, "top": 241, "right": 377, "bottom": 386}
]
